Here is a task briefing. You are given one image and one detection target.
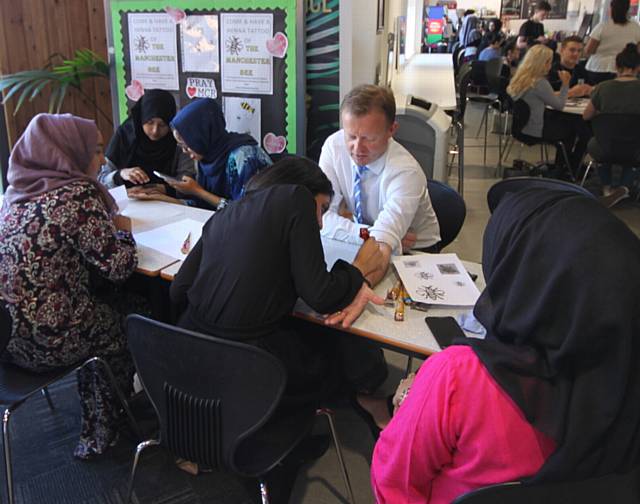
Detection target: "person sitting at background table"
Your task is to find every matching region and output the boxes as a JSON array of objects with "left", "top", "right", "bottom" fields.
[
  {"left": 478, "top": 17, "right": 503, "bottom": 53},
  {"left": 170, "top": 156, "right": 387, "bottom": 406},
  {"left": 478, "top": 32, "right": 503, "bottom": 61},
  {"left": 99, "top": 89, "right": 193, "bottom": 190},
  {"left": 517, "top": 0, "right": 551, "bottom": 49},
  {"left": 584, "top": 0, "right": 640, "bottom": 84},
  {"left": 548, "top": 36, "right": 593, "bottom": 97},
  {"left": 131, "top": 98, "right": 271, "bottom": 210},
  {"left": 508, "top": 44, "right": 588, "bottom": 175},
  {"left": 502, "top": 37, "right": 521, "bottom": 74},
  {"left": 0, "top": 114, "right": 139, "bottom": 459},
  {"left": 318, "top": 85, "right": 440, "bottom": 287},
  {"left": 583, "top": 43, "right": 640, "bottom": 206},
  {"left": 370, "top": 187, "right": 640, "bottom": 504}
]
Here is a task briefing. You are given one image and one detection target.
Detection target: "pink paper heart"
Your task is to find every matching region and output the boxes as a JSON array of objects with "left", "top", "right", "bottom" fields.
[
  {"left": 263, "top": 133, "right": 287, "bottom": 154},
  {"left": 125, "top": 80, "right": 144, "bottom": 102},
  {"left": 266, "top": 32, "right": 288, "bottom": 58},
  {"left": 186, "top": 86, "right": 197, "bottom": 98},
  {"left": 164, "top": 6, "right": 186, "bottom": 23}
]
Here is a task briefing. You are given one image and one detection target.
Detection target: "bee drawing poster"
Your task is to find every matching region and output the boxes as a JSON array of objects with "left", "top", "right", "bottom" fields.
[
  {"left": 128, "top": 13, "right": 179, "bottom": 90},
  {"left": 221, "top": 13, "right": 273, "bottom": 94}
]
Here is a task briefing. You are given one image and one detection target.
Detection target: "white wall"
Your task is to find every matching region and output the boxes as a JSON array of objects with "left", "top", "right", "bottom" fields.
[{"left": 405, "top": 0, "right": 424, "bottom": 60}]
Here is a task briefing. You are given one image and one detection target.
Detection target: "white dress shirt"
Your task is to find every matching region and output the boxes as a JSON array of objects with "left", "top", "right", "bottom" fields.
[{"left": 319, "top": 130, "right": 441, "bottom": 253}]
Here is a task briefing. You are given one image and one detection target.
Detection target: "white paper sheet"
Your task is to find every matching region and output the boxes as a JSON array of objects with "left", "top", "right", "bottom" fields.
[
  {"left": 133, "top": 218, "right": 204, "bottom": 260},
  {"left": 223, "top": 96, "right": 261, "bottom": 143},
  {"left": 128, "top": 13, "right": 179, "bottom": 90},
  {"left": 221, "top": 13, "right": 273, "bottom": 94},
  {"left": 180, "top": 15, "right": 220, "bottom": 73},
  {"left": 108, "top": 184, "right": 129, "bottom": 212},
  {"left": 392, "top": 253, "right": 480, "bottom": 306},
  {"left": 321, "top": 237, "right": 359, "bottom": 270}
]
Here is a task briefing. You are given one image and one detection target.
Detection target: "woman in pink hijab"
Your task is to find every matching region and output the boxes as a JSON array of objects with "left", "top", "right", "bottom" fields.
[{"left": 0, "top": 114, "right": 138, "bottom": 459}]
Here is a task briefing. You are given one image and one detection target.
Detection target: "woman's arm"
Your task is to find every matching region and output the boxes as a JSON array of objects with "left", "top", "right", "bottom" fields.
[
  {"left": 538, "top": 78, "right": 568, "bottom": 110},
  {"left": 584, "top": 38, "right": 600, "bottom": 57},
  {"left": 583, "top": 101, "right": 597, "bottom": 121}
]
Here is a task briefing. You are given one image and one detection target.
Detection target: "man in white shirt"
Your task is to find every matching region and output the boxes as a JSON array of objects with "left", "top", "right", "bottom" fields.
[{"left": 319, "top": 84, "right": 441, "bottom": 286}]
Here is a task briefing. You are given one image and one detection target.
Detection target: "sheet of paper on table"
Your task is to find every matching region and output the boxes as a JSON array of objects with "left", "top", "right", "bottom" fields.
[
  {"left": 321, "top": 237, "right": 359, "bottom": 270},
  {"left": 108, "top": 185, "right": 129, "bottom": 212},
  {"left": 134, "top": 218, "right": 204, "bottom": 260},
  {"left": 392, "top": 253, "right": 481, "bottom": 306}
]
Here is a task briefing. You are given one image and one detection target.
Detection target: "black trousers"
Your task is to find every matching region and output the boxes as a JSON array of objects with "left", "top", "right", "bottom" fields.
[{"left": 542, "top": 109, "right": 592, "bottom": 175}]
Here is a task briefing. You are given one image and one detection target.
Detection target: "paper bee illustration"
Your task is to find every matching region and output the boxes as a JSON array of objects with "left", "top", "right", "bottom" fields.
[{"left": 416, "top": 285, "right": 446, "bottom": 301}]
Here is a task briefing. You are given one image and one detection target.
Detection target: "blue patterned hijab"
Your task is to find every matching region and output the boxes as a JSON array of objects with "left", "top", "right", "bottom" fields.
[{"left": 170, "top": 99, "right": 256, "bottom": 182}]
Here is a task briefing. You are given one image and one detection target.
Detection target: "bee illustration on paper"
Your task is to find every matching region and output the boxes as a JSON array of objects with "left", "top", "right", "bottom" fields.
[
  {"left": 416, "top": 285, "right": 445, "bottom": 301},
  {"left": 415, "top": 271, "right": 434, "bottom": 281},
  {"left": 226, "top": 36, "right": 243, "bottom": 55},
  {"left": 134, "top": 35, "right": 149, "bottom": 53}
]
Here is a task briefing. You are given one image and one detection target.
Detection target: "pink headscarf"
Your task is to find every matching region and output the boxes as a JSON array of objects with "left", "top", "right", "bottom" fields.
[{"left": 3, "top": 113, "right": 117, "bottom": 213}]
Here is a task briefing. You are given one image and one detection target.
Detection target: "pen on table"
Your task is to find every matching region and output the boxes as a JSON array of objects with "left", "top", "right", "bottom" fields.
[{"left": 180, "top": 232, "right": 191, "bottom": 255}]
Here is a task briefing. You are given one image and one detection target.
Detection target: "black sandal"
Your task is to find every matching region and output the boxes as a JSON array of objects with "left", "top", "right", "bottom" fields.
[{"left": 349, "top": 394, "right": 395, "bottom": 441}]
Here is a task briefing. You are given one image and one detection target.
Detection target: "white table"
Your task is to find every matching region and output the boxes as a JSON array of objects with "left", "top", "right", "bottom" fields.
[
  {"left": 561, "top": 98, "right": 589, "bottom": 115},
  {"left": 121, "top": 199, "right": 213, "bottom": 276},
  {"left": 296, "top": 238, "right": 485, "bottom": 357},
  {"left": 391, "top": 54, "right": 457, "bottom": 111}
]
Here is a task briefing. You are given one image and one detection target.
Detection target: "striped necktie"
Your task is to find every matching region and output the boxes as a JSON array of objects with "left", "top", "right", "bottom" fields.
[{"left": 354, "top": 165, "right": 368, "bottom": 224}]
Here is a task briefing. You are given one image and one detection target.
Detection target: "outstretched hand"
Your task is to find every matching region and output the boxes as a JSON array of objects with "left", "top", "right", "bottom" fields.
[
  {"left": 324, "top": 283, "right": 385, "bottom": 328},
  {"left": 166, "top": 175, "right": 202, "bottom": 196}
]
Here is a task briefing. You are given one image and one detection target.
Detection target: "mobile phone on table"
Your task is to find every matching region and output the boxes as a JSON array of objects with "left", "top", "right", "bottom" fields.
[
  {"left": 153, "top": 170, "right": 181, "bottom": 184},
  {"left": 425, "top": 316, "right": 466, "bottom": 349}
]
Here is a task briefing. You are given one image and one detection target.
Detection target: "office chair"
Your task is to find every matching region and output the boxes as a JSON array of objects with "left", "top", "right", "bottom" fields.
[
  {"left": 125, "top": 315, "right": 355, "bottom": 504},
  {"left": 428, "top": 179, "right": 466, "bottom": 249},
  {"left": 452, "top": 465, "right": 640, "bottom": 503},
  {"left": 0, "top": 303, "right": 140, "bottom": 504},
  {"left": 487, "top": 177, "right": 595, "bottom": 213},
  {"left": 581, "top": 113, "right": 640, "bottom": 195}
]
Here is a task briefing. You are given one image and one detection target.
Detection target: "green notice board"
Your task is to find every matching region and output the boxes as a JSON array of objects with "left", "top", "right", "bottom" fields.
[{"left": 105, "top": 0, "right": 304, "bottom": 154}]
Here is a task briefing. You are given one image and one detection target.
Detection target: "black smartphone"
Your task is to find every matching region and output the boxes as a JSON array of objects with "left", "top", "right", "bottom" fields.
[{"left": 425, "top": 316, "right": 466, "bottom": 349}]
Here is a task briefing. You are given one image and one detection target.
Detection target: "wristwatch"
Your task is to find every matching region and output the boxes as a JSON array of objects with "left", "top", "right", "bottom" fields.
[{"left": 217, "top": 198, "right": 229, "bottom": 210}]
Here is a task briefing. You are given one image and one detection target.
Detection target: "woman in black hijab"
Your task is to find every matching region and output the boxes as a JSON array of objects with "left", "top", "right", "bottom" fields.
[
  {"left": 99, "top": 89, "right": 191, "bottom": 188},
  {"left": 469, "top": 188, "right": 640, "bottom": 482}
]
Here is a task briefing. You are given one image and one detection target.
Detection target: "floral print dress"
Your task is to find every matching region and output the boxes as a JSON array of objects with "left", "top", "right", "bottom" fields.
[{"left": 0, "top": 181, "right": 138, "bottom": 458}]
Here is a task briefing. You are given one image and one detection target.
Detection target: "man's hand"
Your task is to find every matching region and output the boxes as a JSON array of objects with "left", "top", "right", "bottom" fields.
[
  {"left": 352, "top": 238, "right": 384, "bottom": 278},
  {"left": 338, "top": 200, "right": 354, "bottom": 221},
  {"left": 324, "top": 283, "right": 385, "bottom": 328},
  {"left": 401, "top": 230, "right": 417, "bottom": 253},
  {"left": 120, "top": 167, "right": 150, "bottom": 185},
  {"left": 166, "top": 175, "right": 202, "bottom": 196}
]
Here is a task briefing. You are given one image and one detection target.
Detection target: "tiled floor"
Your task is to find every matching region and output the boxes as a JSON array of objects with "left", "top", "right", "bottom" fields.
[{"left": 291, "top": 101, "right": 640, "bottom": 503}]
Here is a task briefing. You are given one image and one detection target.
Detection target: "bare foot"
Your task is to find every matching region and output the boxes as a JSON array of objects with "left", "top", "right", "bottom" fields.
[{"left": 356, "top": 394, "right": 391, "bottom": 429}]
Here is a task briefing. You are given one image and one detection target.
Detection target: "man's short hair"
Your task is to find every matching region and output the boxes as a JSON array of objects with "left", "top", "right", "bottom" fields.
[
  {"left": 561, "top": 35, "right": 584, "bottom": 48},
  {"left": 536, "top": 1, "right": 552, "bottom": 11},
  {"left": 340, "top": 85, "right": 396, "bottom": 125}
]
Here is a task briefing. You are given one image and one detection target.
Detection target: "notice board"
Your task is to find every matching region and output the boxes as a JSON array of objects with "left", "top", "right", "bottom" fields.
[{"left": 104, "top": 0, "right": 305, "bottom": 155}]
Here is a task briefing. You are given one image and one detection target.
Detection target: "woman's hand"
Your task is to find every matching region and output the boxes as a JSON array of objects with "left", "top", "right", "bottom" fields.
[
  {"left": 558, "top": 70, "right": 571, "bottom": 88},
  {"left": 120, "top": 167, "right": 150, "bottom": 185},
  {"left": 128, "top": 189, "right": 183, "bottom": 205},
  {"left": 128, "top": 184, "right": 166, "bottom": 197},
  {"left": 324, "top": 283, "right": 385, "bottom": 328},
  {"left": 165, "top": 175, "right": 202, "bottom": 196}
]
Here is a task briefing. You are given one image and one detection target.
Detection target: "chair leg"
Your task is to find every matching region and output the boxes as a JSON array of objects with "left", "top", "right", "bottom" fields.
[
  {"left": 41, "top": 387, "right": 54, "bottom": 410},
  {"left": 457, "top": 121, "right": 464, "bottom": 195},
  {"left": 89, "top": 357, "right": 143, "bottom": 439},
  {"left": 317, "top": 408, "right": 356, "bottom": 504},
  {"left": 476, "top": 105, "right": 488, "bottom": 138},
  {"left": 3, "top": 409, "right": 14, "bottom": 504},
  {"left": 259, "top": 479, "right": 270, "bottom": 504},
  {"left": 405, "top": 356, "right": 414, "bottom": 377},
  {"left": 483, "top": 107, "right": 489, "bottom": 166},
  {"left": 556, "top": 142, "right": 575, "bottom": 181},
  {"left": 581, "top": 161, "right": 594, "bottom": 187},
  {"left": 126, "top": 438, "right": 160, "bottom": 503}
]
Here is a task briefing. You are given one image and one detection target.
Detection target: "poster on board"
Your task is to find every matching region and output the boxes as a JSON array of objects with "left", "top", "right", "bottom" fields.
[
  {"left": 220, "top": 13, "right": 274, "bottom": 94},
  {"left": 128, "top": 13, "right": 179, "bottom": 89},
  {"left": 223, "top": 96, "right": 261, "bottom": 143},
  {"left": 180, "top": 15, "right": 220, "bottom": 73}
]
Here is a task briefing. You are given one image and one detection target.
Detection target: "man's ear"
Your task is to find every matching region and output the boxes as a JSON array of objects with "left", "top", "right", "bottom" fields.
[{"left": 389, "top": 120, "right": 399, "bottom": 137}]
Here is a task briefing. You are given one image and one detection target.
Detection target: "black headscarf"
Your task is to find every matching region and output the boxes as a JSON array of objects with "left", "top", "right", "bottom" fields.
[
  {"left": 463, "top": 188, "right": 640, "bottom": 483},
  {"left": 105, "top": 89, "right": 178, "bottom": 180}
]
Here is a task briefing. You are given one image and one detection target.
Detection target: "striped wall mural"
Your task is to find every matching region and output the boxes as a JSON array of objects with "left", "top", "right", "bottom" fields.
[{"left": 305, "top": 0, "right": 340, "bottom": 160}]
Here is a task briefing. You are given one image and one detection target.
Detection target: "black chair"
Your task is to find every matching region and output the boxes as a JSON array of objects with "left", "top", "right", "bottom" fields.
[
  {"left": 429, "top": 179, "right": 466, "bottom": 249},
  {"left": 509, "top": 99, "right": 575, "bottom": 181},
  {"left": 581, "top": 113, "right": 640, "bottom": 189},
  {"left": 0, "top": 303, "right": 140, "bottom": 504},
  {"left": 487, "top": 177, "right": 595, "bottom": 213},
  {"left": 125, "top": 315, "right": 355, "bottom": 504},
  {"left": 452, "top": 465, "right": 640, "bottom": 503}
]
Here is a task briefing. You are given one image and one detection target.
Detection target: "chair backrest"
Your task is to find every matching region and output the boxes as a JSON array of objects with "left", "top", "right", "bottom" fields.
[
  {"left": 511, "top": 99, "right": 530, "bottom": 139},
  {"left": 452, "top": 465, "right": 640, "bottom": 503},
  {"left": 428, "top": 179, "right": 466, "bottom": 249},
  {"left": 487, "top": 177, "right": 595, "bottom": 213},
  {"left": 456, "top": 65, "right": 473, "bottom": 120},
  {"left": 589, "top": 113, "right": 640, "bottom": 164},
  {"left": 452, "top": 43, "right": 463, "bottom": 74},
  {"left": 470, "top": 60, "right": 488, "bottom": 88},
  {"left": 125, "top": 314, "right": 287, "bottom": 473},
  {"left": 485, "top": 58, "right": 508, "bottom": 98}
]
